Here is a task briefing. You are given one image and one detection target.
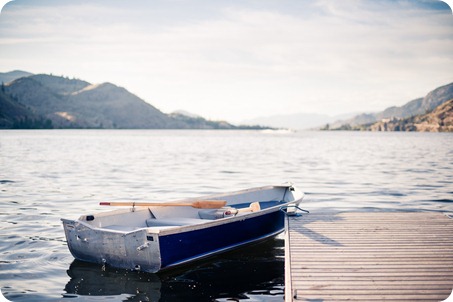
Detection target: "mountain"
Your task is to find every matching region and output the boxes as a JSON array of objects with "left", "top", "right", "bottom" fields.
[
  {"left": 0, "top": 86, "right": 52, "bottom": 129},
  {"left": 61, "top": 81, "right": 173, "bottom": 128},
  {"left": 366, "top": 99, "right": 453, "bottom": 132},
  {"left": 1, "top": 72, "right": 268, "bottom": 129},
  {"left": 1, "top": 74, "right": 191, "bottom": 128},
  {"left": 328, "top": 82, "right": 453, "bottom": 130},
  {"left": 0, "top": 70, "right": 34, "bottom": 84}
]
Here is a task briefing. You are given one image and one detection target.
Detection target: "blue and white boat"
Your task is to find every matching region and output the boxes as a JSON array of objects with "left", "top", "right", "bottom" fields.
[{"left": 61, "top": 184, "right": 304, "bottom": 273}]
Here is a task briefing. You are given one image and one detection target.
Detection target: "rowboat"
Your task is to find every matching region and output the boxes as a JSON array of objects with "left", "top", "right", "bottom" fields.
[{"left": 61, "top": 184, "right": 305, "bottom": 273}]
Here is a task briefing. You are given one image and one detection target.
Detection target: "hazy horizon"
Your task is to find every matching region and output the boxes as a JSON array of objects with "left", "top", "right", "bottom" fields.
[{"left": 1, "top": 0, "right": 453, "bottom": 123}]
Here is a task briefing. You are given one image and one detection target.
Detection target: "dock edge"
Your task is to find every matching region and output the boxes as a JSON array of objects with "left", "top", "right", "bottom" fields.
[{"left": 284, "top": 215, "right": 293, "bottom": 302}]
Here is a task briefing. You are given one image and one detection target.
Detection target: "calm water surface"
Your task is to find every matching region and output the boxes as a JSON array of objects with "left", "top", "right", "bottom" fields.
[{"left": 1, "top": 130, "right": 452, "bottom": 301}]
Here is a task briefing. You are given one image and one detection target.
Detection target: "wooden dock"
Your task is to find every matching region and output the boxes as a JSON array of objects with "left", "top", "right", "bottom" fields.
[{"left": 284, "top": 212, "right": 453, "bottom": 302}]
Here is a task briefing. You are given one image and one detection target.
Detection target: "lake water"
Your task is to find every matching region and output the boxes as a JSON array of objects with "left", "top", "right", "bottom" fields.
[{"left": 1, "top": 130, "right": 452, "bottom": 302}]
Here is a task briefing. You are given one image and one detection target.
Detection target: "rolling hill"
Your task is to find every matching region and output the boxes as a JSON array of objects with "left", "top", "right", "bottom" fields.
[
  {"left": 0, "top": 72, "right": 266, "bottom": 130},
  {"left": 327, "top": 82, "right": 453, "bottom": 131},
  {"left": 365, "top": 99, "right": 453, "bottom": 132}
]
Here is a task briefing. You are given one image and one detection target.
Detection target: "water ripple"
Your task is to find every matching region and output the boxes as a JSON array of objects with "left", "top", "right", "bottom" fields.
[{"left": 1, "top": 130, "right": 452, "bottom": 301}]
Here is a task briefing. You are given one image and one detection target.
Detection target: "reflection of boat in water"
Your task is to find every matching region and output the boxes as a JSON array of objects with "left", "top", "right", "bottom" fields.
[
  {"left": 62, "top": 184, "right": 304, "bottom": 273},
  {"left": 65, "top": 260, "right": 161, "bottom": 301},
  {"left": 64, "top": 237, "right": 285, "bottom": 301}
]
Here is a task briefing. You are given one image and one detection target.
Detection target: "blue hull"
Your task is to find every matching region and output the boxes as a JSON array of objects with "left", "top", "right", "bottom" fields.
[{"left": 159, "top": 209, "right": 285, "bottom": 269}]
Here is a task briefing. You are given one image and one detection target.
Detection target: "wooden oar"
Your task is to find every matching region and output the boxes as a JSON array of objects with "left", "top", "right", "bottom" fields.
[{"left": 99, "top": 200, "right": 227, "bottom": 209}]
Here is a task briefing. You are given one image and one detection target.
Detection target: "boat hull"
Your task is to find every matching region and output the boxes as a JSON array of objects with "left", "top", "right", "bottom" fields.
[
  {"left": 61, "top": 184, "right": 304, "bottom": 273},
  {"left": 62, "top": 220, "right": 162, "bottom": 272}
]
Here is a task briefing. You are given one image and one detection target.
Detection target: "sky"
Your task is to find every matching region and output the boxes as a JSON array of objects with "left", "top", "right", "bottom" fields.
[{"left": 0, "top": 0, "right": 452, "bottom": 123}]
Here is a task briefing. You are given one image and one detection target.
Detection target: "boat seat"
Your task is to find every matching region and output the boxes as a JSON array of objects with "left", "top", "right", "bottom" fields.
[
  {"left": 146, "top": 226, "right": 180, "bottom": 232},
  {"left": 102, "top": 225, "right": 143, "bottom": 233},
  {"left": 198, "top": 207, "right": 237, "bottom": 220},
  {"left": 146, "top": 217, "right": 205, "bottom": 227}
]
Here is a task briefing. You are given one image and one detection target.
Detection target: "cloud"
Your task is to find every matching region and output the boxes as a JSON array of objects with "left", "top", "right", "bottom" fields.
[{"left": 1, "top": 0, "right": 452, "bottom": 120}]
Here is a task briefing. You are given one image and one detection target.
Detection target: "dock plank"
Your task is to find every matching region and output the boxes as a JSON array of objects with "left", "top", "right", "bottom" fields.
[{"left": 285, "top": 212, "right": 453, "bottom": 302}]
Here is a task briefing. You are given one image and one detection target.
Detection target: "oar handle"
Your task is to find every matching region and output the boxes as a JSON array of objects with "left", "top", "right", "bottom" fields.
[{"left": 236, "top": 201, "right": 261, "bottom": 213}]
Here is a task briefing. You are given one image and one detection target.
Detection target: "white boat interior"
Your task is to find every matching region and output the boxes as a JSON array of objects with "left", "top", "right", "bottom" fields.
[{"left": 76, "top": 185, "right": 302, "bottom": 234}]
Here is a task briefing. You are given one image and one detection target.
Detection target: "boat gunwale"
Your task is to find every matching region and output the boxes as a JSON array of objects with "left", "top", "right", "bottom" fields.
[
  {"left": 61, "top": 197, "right": 302, "bottom": 236},
  {"left": 61, "top": 184, "right": 301, "bottom": 235}
]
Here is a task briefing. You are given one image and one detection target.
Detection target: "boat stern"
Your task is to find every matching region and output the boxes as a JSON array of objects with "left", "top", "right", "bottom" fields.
[{"left": 61, "top": 218, "right": 162, "bottom": 273}]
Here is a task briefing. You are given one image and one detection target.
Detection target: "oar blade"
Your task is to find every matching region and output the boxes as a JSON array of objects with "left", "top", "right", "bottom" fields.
[{"left": 191, "top": 200, "right": 227, "bottom": 209}]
